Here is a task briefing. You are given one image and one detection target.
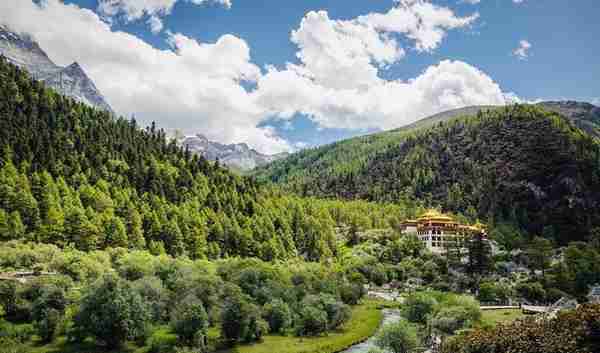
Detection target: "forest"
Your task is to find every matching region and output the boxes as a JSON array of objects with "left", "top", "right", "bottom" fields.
[
  {"left": 0, "top": 56, "right": 421, "bottom": 261},
  {"left": 257, "top": 105, "right": 600, "bottom": 244},
  {"left": 1, "top": 55, "right": 599, "bottom": 353}
]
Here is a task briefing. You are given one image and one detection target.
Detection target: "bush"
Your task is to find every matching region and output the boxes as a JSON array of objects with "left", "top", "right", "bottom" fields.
[
  {"left": 296, "top": 306, "right": 328, "bottom": 336},
  {"left": 170, "top": 295, "right": 208, "bottom": 348},
  {"left": 72, "top": 273, "right": 151, "bottom": 348},
  {"left": 515, "top": 282, "right": 546, "bottom": 304},
  {"left": 340, "top": 283, "right": 365, "bottom": 305},
  {"left": 440, "top": 304, "right": 600, "bottom": 353},
  {"left": 31, "top": 284, "right": 67, "bottom": 342},
  {"left": 263, "top": 299, "right": 292, "bottom": 333},
  {"left": 0, "top": 322, "right": 35, "bottom": 344},
  {"left": 478, "top": 282, "right": 511, "bottom": 303},
  {"left": 431, "top": 307, "right": 474, "bottom": 336},
  {"left": 374, "top": 319, "right": 419, "bottom": 353},
  {"left": 221, "top": 293, "right": 267, "bottom": 344},
  {"left": 402, "top": 292, "right": 437, "bottom": 324}
]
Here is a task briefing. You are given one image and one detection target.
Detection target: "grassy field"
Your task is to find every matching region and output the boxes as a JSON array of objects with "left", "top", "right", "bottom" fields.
[
  {"left": 479, "top": 309, "right": 525, "bottom": 327},
  {"left": 20, "top": 300, "right": 383, "bottom": 353},
  {"left": 221, "top": 300, "right": 383, "bottom": 353}
]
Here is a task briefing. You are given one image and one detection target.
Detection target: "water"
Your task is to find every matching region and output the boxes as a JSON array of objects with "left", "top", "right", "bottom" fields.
[{"left": 340, "top": 309, "right": 402, "bottom": 353}]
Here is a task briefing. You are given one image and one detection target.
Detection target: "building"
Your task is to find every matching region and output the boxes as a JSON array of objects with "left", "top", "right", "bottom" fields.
[
  {"left": 588, "top": 286, "right": 600, "bottom": 304},
  {"left": 399, "top": 209, "right": 486, "bottom": 254}
]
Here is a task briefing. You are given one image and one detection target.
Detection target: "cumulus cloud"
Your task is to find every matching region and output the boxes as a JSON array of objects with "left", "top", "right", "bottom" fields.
[
  {"left": 256, "top": 60, "right": 506, "bottom": 131},
  {"left": 255, "top": 1, "right": 504, "bottom": 131},
  {"left": 0, "top": 0, "right": 513, "bottom": 153},
  {"left": 97, "top": 0, "right": 231, "bottom": 33},
  {"left": 0, "top": 0, "right": 289, "bottom": 154},
  {"left": 513, "top": 39, "right": 531, "bottom": 60}
]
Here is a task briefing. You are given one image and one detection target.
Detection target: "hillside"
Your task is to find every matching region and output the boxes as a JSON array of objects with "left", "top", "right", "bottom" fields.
[
  {"left": 0, "top": 56, "right": 422, "bottom": 262},
  {"left": 256, "top": 104, "right": 600, "bottom": 243}
]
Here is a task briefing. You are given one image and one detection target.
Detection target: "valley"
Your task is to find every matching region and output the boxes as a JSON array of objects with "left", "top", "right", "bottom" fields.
[{"left": 0, "top": 11, "right": 599, "bottom": 353}]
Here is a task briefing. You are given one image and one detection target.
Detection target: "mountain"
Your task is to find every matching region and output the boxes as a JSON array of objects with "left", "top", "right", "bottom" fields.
[
  {"left": 181, "top": 134, "right": 289, "bottom": 171},
  {"left": 0, "top": 25, "right": 113, "bottom": 113},
  {"left": 390, "top": 101, "right": 600, "bottom": 137},
  {"left": 0, "top": 55, "right": 377, "bottom": 262},
  {"left": 537, "top": 101, "right": 600, "bottom": 138},
  {"left": 256, "top": 103, "right": 600, "bottom": 243}
]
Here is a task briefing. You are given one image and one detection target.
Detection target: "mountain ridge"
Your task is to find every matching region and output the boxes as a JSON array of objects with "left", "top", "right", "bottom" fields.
[{"left": 181, "top": 133, "right": 289, "bottom": 171}]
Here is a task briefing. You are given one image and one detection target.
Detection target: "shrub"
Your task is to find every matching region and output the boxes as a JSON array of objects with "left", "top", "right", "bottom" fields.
[
  {"left": 170, "top": 295, "right": 208, "bottom": 348},
  {"left": 402, "top": 292, "right": 437, "bottom": 324},
  {"left": 440, "top": 304, "right": 600, "bottom": 353},
  {"left": 431, "top": 307, "right": 474, "bottom": 336},
  {"left": 340, "top": 283, "right": 365, "bottom": 305},
  {"left": 221, "top": 293, "right": 267, "bottom": 344},
  {"left": 72, "top": 273, "right": 151, "bottom": 348},
  {"left": 374, "top": 319, "right": 419, "bottom": 353},
  {"left": 263, "top": 299, "right": 292, "bottom": 333},
  {"left": 31, "top": 284, "right": 67, "bottom": 342},
  {"left": 296, "top": 306, "right": 328, "bottom": 336}
]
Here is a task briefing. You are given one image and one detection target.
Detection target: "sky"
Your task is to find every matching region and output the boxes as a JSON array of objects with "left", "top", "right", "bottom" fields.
[{"left": 1, "top": 0, "right": 598, "bottom": 153}]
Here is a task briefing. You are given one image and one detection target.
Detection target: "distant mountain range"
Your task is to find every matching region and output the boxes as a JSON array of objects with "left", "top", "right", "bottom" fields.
[
  {"left": 393, "top": 101, "right": 600, "bottom": 139},
  {"left": 0, "top": 25, "right": 113, "bottom": 113},
  {"left": 181, "top": 134, "right": 289, "bottom": 171}
]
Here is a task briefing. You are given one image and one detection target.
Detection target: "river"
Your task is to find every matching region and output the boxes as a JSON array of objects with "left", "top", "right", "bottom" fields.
[{"left": 339, "top": 308, "right": 402, "bottom": 353}]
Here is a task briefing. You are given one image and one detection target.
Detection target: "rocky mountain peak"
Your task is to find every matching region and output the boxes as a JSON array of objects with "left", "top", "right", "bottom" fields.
[
  {"left": 0, "top": 26, "right": 113, "bottom": 113},
  {"left": 181, "top": 134, "right": 289, "bottom": 171}
]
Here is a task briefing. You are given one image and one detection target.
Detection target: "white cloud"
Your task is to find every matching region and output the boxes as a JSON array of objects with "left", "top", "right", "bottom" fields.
[
  {"left": 147, "top": 15, "right": 164, "bottom": 34},
  {"left": 462, "top": 0, "right": 481, "bottom": 4},
  {"left": 97, "top": 0, "right": 231, "bottom": 33},
  {"left": 0, "top": 0, "right": 289, "bottom": 154},
  {"left": 512, "top": 39, "right": 531, "bottom": 60},
  {"left": 256, "top": 60, "right": 506, "bottom": 131},
  {"left": 254, "top": 1, "right": 505, "bottom": 131},
  {"left": 513, "top": 0, "right": 525, "bottom": 3},
  {"left": 592, "top": 98, "right": 600, "bottom": 106},
  {"left": 0, "top": 0, "right": 513, "bottom": 154}
]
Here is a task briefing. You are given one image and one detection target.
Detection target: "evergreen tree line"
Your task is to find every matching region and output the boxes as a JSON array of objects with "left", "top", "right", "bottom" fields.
[{"left": 0, "top": 56, "right": 417, "bottom": 260}]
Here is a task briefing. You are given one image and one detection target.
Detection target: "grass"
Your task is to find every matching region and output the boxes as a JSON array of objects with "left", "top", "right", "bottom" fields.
[
  {"left": 479, "top": 309, "right": 524, "bottom": 327},
  {"left": 220, "top": 300, "right": 383, "bottom": 353}
]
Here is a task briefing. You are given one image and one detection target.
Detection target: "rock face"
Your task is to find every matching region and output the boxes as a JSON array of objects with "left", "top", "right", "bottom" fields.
[
  {"left": 182, "top": 134, "right": 289, "bottom": 171},
  {"left": 0, "top": 25, "right": 113, "bottom": 113}
]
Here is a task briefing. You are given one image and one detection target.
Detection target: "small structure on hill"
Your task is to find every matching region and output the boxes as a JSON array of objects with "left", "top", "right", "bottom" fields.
[
  {"left": 588, "top": 285, "right": 600, "bottom": 303},
  {"left": 399, "top": 209, "right": 487, "bottom": 254}
]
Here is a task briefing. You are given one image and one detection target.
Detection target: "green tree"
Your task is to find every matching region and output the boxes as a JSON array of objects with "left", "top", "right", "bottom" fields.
[
  {"left": 374, "top": 320, "right": 419, "bottom": 353},
  {"left": 402, "top": 293, "right": 437, "bottom": 324},
  {"left": 31, "top": 285, "right": 67, "bottom": 343},
  {"left": 170, "top": 295, "right": 209, "bottom": 349},
  {"left": 527, "top": 237, "right": 553, "bottom": 278},
  {"left": 72, "top": 273, "right": 150, "bottom": 348},
  {"left": 262, "top": 299, "right": 292, "bottom": 333}
]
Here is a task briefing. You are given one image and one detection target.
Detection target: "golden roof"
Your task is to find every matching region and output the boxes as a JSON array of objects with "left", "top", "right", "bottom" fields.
[{"left": 417, "top": 209, "right": 455, "bottom": 222}]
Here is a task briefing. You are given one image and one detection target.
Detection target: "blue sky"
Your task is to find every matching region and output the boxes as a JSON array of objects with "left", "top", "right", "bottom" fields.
[{"left": 5, "top": 0, "right": 599, "bottom": 152}]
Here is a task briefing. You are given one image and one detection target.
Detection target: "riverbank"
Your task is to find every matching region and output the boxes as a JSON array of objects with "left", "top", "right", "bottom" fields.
[{"left": 222, "top": 300, "right": 384, "bottom": 353}]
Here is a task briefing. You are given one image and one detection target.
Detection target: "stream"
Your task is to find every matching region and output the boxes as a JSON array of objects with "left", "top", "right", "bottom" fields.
[{"left": 339, "top": 308, "right": 402, "bottom": 353}]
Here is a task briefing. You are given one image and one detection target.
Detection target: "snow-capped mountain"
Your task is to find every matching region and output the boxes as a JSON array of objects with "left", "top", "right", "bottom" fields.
[
  {"left": 0, "top": 25, "right": 113, "bottom": 113},
  {"left": 181, "top": 134, "right": 289, "bottom": 171}
]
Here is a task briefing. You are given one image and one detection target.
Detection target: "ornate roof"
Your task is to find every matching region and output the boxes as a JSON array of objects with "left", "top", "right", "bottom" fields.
[{"left": 417, "top": 209, "right": 455, "bottom": 222}]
